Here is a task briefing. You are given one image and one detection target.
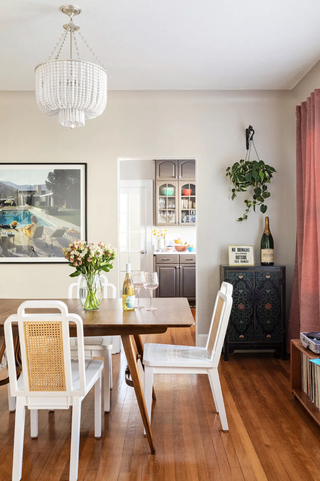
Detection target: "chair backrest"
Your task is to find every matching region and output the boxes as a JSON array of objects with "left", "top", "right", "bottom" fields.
[
  {"left": 68, "top": 274, "right": 116, "bottom": 299},
  {"left": 32, "top": 225, "right": 44, "bottom": 240},
  {"left": 206, "top": 282, "right": 233, "bottom": 367},
  {"left": 51, "top": 228, "right": 66, "bottom": 238},
  {"left": 4, "top": 301, "right": 86, "bottom": 401}
]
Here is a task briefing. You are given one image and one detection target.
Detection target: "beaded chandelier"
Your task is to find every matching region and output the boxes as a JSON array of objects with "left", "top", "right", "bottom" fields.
[{"left": 35, "top": 5, "right": 107, "bottom": 128}]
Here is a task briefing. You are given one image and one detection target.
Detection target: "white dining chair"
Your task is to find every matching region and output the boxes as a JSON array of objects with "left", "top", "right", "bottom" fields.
[
  {"left": 4, "top": 300, "right": 103, "bottom": 481},
  {"left": 143, "top": 281, "right": 233, "bottom": 431},
  {"left": 68, "top": 274, "right": 116, "bottom": 412}
]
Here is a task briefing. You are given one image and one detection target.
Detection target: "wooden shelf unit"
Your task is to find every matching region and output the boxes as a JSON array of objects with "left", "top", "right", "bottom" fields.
[{"left": 291, "top": 339, "right": 320, "bottom": 426}]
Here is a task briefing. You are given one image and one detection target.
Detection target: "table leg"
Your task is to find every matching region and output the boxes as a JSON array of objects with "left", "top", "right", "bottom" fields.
[
  {"left": 121, "top": 334, "right": 156, "bottom": 454},
  {"left": 133, "top": 334, "right": 156, "bottom": 401},
  {"left": 0, "top": 335, "right": 21, "bottom": 386}
]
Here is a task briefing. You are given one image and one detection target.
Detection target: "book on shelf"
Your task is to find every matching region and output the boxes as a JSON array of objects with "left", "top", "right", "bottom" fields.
[{"left": 301, "top": 352, "right": 320, "bottom": 408}]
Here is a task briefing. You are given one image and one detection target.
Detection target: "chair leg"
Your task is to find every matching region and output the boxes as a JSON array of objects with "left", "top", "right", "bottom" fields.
[
  {"left": 103, "top": 350, "right": 111, "bottom": 413},
  {"left": 7, "top": 384, "right": 16, "bottom": 412},
  {"left": 208, "top": 368, "right": 228, "bottom": 431},
  {"left": 94, "top": 374, "right": 102, "bottom": 438},
  {"left": 69, "top": 398, "right": 81, "bottom": 481},
  {"left": 30, "top": 409, "right": 38, "bottom": 438},
  {"left": 12, "top": 397, "right": 26, "bottom": 481},
  {"left": 109, "top": 350, "right": 113, "bottom": 390},
  {"left": 208, "top": 371, "right": 219, "bottom": 413},
  {"left": 144, "top": 366, "right": 154, "bottom": 434}
]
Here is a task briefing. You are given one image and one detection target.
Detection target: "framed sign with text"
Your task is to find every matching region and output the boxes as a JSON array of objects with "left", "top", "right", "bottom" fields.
[{"left": 228, "top": 245, "right": 254, "bottom": 266}]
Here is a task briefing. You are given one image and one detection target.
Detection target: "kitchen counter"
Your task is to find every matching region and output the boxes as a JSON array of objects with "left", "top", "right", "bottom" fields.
[{"left": 154, "top": 251, "right": 196, "bottom": 255}]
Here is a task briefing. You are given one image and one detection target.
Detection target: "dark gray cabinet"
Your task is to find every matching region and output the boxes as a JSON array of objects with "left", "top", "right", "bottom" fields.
[
  {"left": 156, "top": 265, "right": 180, "bottom": 297},
  {"left": 180, "top": 265, "right": 196, "bottom": 304},
  {"left": 154, "top": 254, "right": 196, "bottom": 305}
]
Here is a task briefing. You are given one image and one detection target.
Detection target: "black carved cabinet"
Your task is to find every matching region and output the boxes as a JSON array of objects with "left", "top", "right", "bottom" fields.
[{"left": 220, "top": 265, "right": 286, "bottom": 360}]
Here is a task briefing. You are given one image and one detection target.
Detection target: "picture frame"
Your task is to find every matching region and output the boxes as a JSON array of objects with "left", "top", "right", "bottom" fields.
[
  {"left": 0, "top": 163, "right": 87, "bottom": 263},
  {"left": 228, "top": 245, "right": 254, "bottom": 266}
]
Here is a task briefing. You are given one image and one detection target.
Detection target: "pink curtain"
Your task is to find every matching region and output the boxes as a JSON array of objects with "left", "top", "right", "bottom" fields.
[{"left": 288, "top": 90, "right": 320, "bottom": 340}]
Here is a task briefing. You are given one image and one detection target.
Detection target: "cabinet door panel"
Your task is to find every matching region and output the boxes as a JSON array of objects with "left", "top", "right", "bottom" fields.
[
  {"left": 179, "top": 160, "right": 195, "bottom": 180},
  {"left": 225, "top": 270, "right": 255, "bottom": 342},
  {"left": 156, "top": 160, "right": 178, "bottom": 179},
  {"left": 180, "top": 265, "right": 196, "bottom": 299},
  {"left": 156, "top": 265, "right": 179, "bottom": 297},
  {"left": 255, "top": 270, "right": 283, "bottom": 342}
]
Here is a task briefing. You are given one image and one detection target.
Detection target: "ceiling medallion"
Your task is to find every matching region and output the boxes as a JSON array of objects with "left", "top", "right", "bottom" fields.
[{"left": 35, "top": 5, "right": 107, "bottom": 128}]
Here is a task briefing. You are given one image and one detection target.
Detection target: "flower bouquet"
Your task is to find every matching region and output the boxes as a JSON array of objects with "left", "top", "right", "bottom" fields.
[{"left": 62, "top": 241, "right": 117, "bottom": 310}]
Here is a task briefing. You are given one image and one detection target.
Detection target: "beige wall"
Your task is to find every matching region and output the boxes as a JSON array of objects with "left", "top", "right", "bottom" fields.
[{"left": 0, "top": 90, "right": 296, "bottom": 343}]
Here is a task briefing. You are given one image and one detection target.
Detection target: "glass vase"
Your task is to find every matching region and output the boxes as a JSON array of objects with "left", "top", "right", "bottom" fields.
[{"left": 79, "top": 273, "right": 102, "bottom": 310}]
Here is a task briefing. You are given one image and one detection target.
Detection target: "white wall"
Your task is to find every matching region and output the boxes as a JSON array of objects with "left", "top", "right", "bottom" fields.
[
  {"left": 293, "top": 60, "right": 320, "bottom": 103},
  {"left": 0, "top": 90, "right": 296, "bottom": 342}
]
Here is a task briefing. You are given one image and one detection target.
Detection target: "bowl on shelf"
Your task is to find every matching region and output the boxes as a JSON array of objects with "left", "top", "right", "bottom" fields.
[
  {"left": 166, "top": 246, "right": 174, "bottom": 252},
  {"left": 182, "top": 189, "right": 192, "bottom": 196},
  {"left": 175, "top": 245, "right": 188, "bottom": 252},
  {"left": 160, "top": 187, "right": 174, "bottom": 196},
  {"left": 187, "top": 246, "right": 196, "bottom": 252}
]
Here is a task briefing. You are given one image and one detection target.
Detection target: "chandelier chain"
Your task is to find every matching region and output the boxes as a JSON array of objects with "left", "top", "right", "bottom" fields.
[
  {"left": 47, "top": 30, "right": 67, "bottom": 61},
  {"left": 55, "top": 30, "right": 69, "bottom": 60},
  {"left": 78, "top": 31, "right": 106, "bottom": 70},
  {"left": 72, "top": 32, "right": 81, "bottom": 60}
]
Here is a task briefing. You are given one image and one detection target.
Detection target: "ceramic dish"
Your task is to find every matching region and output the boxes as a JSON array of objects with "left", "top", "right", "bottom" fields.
[
  {"left": 187, "top": 246, "right": 195, "bottom": 252},
  {"left": 175, "top": 245, "right": 188, "bottom": 252}
]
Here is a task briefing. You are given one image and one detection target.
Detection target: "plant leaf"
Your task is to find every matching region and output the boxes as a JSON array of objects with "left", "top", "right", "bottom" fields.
[{"left": 260, "top": 204, "right": 267, "bottom": 213}]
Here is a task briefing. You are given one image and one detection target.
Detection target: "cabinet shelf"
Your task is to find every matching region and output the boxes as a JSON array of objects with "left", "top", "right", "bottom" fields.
[{"left": 290, "top": 339, "right": 320, "bottom": 426}]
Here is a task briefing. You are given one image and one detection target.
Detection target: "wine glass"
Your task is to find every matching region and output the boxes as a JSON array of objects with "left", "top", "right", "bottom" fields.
[
  {"left": 144, "top": 272, "right": 159, "bottom": 311},
  {"left": 132, "top": 271, "right": 145, "bottom": 309}
]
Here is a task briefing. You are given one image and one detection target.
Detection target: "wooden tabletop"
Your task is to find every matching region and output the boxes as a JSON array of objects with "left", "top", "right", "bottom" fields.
[{"left": 0, "top": 297, "right": 194, "bottom": 336}]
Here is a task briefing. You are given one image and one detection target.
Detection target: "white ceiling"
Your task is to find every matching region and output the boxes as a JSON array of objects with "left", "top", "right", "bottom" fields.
[{"left": 1, "top": 0, "right": 320, "bottom": 91}]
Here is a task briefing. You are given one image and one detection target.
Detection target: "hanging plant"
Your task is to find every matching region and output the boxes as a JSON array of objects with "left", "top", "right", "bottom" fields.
[{"left": 226, "top": 126, "right": 276, "bottom": 222}]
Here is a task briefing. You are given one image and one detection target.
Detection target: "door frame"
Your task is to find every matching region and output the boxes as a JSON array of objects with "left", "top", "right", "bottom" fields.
[{"left": 118, "top": 179, "right": 153, "bottom": 295}]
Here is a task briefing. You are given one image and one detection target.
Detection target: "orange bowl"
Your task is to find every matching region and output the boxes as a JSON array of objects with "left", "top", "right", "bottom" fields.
[
  {"left": 182, "top": 189, "right": 192, "bottom": 195},
  {"left": 175, "top": 245, "right": 188, "bottom": 252}
]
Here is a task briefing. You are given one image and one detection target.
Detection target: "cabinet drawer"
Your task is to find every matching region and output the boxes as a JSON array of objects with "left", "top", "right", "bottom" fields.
[
  {"left": 180, "top": 254, "right": 196, "bottom": 264},
  {"left": 154, "top": 254, "right": 179, "bottom": 264}
]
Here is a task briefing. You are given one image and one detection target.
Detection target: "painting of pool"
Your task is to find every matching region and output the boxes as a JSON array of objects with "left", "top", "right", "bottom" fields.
[{"left": 0, "top": 210, "right": 53, "bottom": 227}]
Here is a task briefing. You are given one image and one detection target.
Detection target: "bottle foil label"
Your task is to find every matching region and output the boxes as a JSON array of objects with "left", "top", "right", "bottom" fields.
[{"left": 261, "top": 249, "right": 274, "bottom": 263}]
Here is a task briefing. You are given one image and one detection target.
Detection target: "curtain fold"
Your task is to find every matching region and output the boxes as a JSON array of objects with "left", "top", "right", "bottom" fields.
[{"left": 288, "top": 90, "right": 320, "bottom": 340}]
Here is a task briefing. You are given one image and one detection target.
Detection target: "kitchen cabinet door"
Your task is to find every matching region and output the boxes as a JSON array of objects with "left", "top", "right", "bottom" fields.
[
  {"left": 179, "top": 160, "right": 195, "bottom": 180},
  {"left": 155, "top": 265, "right": 180, "bottom": 297},
  {"left": 155, "top": 181, "right": 178, "bottom": 226},
  {"left": 155, "top": 160, "right": 178, "bottom": 180},
  {"left": 180, "top": 265, "right": 196, "bottom": 302}
]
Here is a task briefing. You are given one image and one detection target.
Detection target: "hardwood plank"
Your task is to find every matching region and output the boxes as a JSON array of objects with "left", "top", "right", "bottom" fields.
[{"left": 3, "top": 313, "right": 320, "bottom": 480}]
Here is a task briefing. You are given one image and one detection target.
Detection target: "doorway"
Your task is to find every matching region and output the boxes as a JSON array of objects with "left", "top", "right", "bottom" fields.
[{"left": 118, "top": 179, "right": 153, "bottom": 292}]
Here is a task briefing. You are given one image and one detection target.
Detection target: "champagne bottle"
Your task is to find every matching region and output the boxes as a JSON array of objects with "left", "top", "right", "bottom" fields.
[
  {"left": 261, "top": 217, "right": 274, "bottom": 266},
  {"left": 122, "top": 263, "right": 135, "bottom": 311}
]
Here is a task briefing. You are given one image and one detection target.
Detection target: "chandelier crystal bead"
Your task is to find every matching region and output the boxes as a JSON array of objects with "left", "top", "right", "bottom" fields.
[{"left": 35, "top": 5, "right": 107, "bottom": 128}]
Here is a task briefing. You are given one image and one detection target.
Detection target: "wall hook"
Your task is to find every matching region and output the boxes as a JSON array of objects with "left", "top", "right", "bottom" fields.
[{"left": 246, "top": 125, "right": 255, "bottom": 150}]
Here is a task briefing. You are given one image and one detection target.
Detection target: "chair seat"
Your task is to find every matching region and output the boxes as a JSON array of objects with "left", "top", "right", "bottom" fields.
[
  {"left": 70, "top": 336, "right": 113, "bottom": 350},
  {"left": 143, "top": 343, "right": 213, "bottom": 368},
  {"left": 17, "top": 360, "right": 103, "bottom": 394}
]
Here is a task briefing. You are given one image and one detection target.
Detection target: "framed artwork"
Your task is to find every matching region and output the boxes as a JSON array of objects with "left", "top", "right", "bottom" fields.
[
  {"left": 0, "top": 163, "right": 87, "bottom": 263},
  {"left": 228, "top": 245, "right": 254, "bottom": 266}
]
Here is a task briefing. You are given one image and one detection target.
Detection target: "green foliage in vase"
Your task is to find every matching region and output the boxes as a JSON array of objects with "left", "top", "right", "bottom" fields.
[{"left": 226, "top": 159, "right": 276, "bottom": 222}]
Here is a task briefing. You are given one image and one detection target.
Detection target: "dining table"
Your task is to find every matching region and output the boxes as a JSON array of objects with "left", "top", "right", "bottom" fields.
[{"left": 0, "top": 297, "right": 194, "bottom": 454}]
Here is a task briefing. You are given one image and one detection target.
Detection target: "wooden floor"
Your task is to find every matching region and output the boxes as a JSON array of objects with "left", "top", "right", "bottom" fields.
[{"left": 1, "top": 316, "right": 320, "bottom": 480}]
